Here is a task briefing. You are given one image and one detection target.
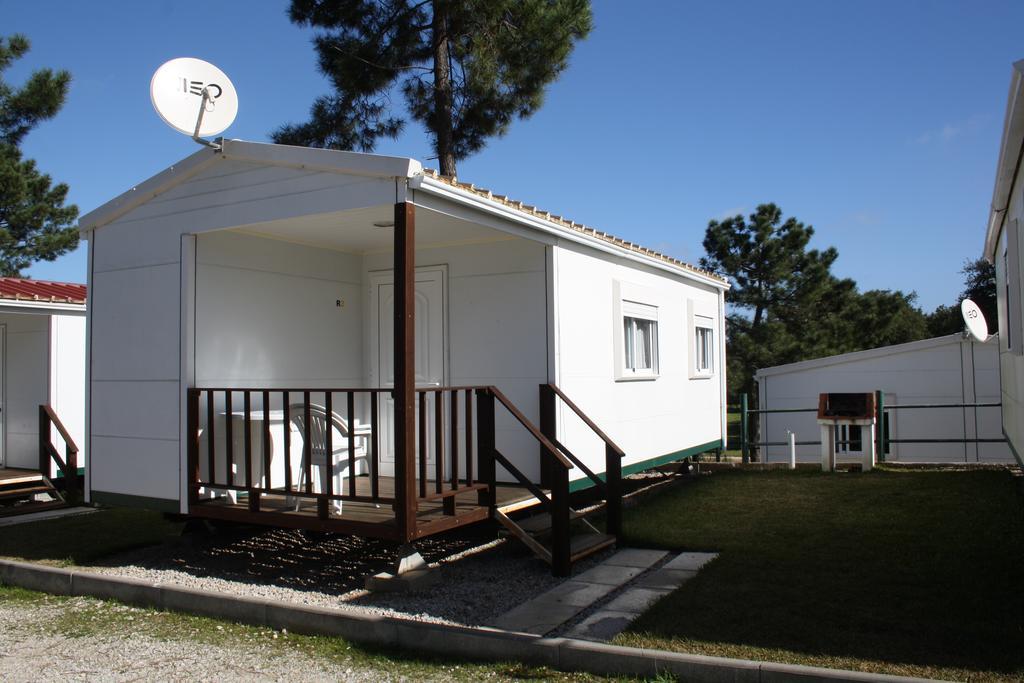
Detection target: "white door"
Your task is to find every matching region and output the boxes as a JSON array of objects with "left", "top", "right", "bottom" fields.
[{"left": 370, "top": 268, "right": 447, "bottom": 477}]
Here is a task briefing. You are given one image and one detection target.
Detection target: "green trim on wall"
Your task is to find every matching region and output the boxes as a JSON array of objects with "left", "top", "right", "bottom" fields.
[
  {"left": 90, "top": 490, "right": 180, "bottom": 514},
  {"left": 54, "top": 467, "right": 86, "bottom": 479},
  {"left": 568, "top": 439, "right": 722, "bottom": 493}
]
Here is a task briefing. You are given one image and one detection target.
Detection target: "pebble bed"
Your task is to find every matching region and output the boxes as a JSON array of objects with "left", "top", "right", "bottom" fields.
[{"left": 80, "top": 523, "right": 611, "bottom": 627}]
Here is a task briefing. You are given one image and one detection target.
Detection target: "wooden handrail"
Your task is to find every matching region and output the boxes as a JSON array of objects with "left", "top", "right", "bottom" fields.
[
  {"left": 492, "top": 448, "right": 552, "bottom": 510},
  {"left": 544, "top": 383, "right": 624, "bottom": 457},
  {"left": 489, "top": 386, "right": 573, "bottom": 470},
  {"left": 41, "top": 404, "right": 79, "bottom": 455},
  {"left": 39, "top": 404, "right": 80, "bottom": 502},
  {"left": 551, "top": 435, "right": 606, "bottom": 492}
]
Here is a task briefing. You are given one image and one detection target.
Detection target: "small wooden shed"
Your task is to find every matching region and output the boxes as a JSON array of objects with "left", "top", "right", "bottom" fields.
[{"left": 79, "top": 141, "right": 728, "bottom": 573}]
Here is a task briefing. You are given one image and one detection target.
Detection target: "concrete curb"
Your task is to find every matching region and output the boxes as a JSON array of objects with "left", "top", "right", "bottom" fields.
[{"left": 0, "top": 559, "right": 940, "bottom": 683}]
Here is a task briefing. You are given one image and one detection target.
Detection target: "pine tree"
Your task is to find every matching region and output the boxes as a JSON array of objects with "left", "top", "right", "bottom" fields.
[
  {"left": 273, "top": 0, "right": 592, "bottom": 177},
  {"left": 0, "top": 35, "right": 78, "bottom": 277},
  {"left": 702, "top": 204, "right": 929, "bottom": 400}
]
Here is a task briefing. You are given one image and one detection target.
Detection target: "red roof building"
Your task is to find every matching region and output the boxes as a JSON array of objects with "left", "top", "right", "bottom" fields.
[{"left": 0, "top": 277, "right": 86, "bottom": 305}]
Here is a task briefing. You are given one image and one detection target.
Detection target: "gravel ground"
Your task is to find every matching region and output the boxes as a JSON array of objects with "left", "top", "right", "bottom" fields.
[
  {"left": 81, "top": 522, "right": 611, "bottom": 627},
  {"left": 0, "top": 597, "right": 374, "bottom": 682}
]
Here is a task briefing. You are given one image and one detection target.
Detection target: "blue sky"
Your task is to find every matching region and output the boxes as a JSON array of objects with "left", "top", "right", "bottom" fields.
[{"left": 4, "top": 0, "right": 1022, "bottom": 312}]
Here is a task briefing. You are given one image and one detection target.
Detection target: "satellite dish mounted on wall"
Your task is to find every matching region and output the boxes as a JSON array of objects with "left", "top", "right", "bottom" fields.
[
  {"left": 150, "top": 58, "right": 238, "bottom": 149},
  {"left": 961, "top": 298, "right": 989, "bottom": 342}
]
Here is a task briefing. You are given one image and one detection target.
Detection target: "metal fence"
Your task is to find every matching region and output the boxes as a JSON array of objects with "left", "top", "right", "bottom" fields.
[{"left": 732, "top": 391, "right": 1005, "bottom": 463}]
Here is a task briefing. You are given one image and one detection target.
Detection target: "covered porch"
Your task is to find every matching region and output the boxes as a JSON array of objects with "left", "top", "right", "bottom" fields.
[{"left": 184, "top": 198, "right": 622, "bottom": 573}]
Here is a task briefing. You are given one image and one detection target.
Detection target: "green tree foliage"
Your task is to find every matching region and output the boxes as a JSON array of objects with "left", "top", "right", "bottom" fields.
[
  {"left": 0, "top": 35, "right": 78, "bottom": 277},
  {"left": 927, "top": 258, "right": 997, "bottom": 337},
  {"left": 701, "top": 204, "right": 929, "bottom": 400},
  {"left": 274, "top": 0, "right": 592, "bottom": 177}
]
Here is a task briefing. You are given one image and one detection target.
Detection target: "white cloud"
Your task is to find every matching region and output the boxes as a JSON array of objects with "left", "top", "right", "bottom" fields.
[{"left": 914, "top": 114, "right": 989, "bottom": 145}]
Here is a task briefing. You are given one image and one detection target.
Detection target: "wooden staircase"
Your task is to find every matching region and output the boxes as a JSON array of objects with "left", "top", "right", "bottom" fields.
[
  {"left": 482, "top": 384, "right": 625, "bottom": 576},
  {"left": 495, "top": 504, "right": 616, "bottom": 567},
  {"left": 0, "top": 470, "right": 68, "bottom": 518}
]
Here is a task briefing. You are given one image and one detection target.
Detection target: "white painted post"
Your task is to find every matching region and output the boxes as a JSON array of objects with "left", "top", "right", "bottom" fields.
[
  {"left": 820, "top": 424, "right": 834, "bottom": 472},
  {"left": 788, "top": 431, "right": 797, "bottom": 470}
]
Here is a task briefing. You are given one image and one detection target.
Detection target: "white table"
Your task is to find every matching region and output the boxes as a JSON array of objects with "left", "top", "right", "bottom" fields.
[{"left": 201, "top": 411, "right": 370, "bottom": 509}]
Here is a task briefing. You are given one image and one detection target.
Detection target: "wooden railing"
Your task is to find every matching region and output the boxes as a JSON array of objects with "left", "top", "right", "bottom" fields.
[
  {"left": 540, "top": 383, "right": 625, "bottom": 539},
  {"left": 38, "top": 404, "right": 80, "bottom": 501},
  {"left": 187, "top": 387, "right": 489, "bottom": 529},
  {"left": 187, "top": 385, "right": 617, "bottom": 572}
]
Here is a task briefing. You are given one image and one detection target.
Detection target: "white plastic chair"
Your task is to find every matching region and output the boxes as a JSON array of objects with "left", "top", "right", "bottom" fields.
[{"left": 288, "top": 403, "right": 370, "bottom": 513}]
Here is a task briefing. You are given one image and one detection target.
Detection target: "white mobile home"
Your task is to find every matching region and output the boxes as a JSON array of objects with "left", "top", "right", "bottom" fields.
[
  {"left": 985, "top": 59, "right": 1024, "bottom": 466},
  {"left": 80, "top": 141, "right": 728, "bottom": 573},
  {"left": 756, "top": 335, "right": 1012, "bottom": 464},
  {"left": 0, "top": 278, "right": 86, "bottom": 488}
]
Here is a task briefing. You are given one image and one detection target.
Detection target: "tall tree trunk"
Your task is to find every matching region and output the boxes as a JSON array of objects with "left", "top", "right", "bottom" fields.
[{"left": 432, "top": 0, "right": 457, "bottom": 177}]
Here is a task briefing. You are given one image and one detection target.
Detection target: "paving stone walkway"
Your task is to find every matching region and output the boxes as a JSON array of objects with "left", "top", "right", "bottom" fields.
[{"left": 490, "top": 549, "right": 718, "bottom": 641}]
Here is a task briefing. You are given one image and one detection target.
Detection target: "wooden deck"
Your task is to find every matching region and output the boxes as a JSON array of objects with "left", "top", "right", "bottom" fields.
[
  {"left": 190, "top": 476, "right": 541, "bottom": 541},
  {"left": 0, "top": 468, "right": 43, "bottom": 485}
]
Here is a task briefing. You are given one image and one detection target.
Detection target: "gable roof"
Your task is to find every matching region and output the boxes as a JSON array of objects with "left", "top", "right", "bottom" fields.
[
  {"left": 754, "top": 333, "right": 988, "bottom": 379},
  {"left": 0, "top": 277, "right": 86, "bottom": 306},
  {"left": 79, "top": 140, "right": 727, "bottom": 288}
]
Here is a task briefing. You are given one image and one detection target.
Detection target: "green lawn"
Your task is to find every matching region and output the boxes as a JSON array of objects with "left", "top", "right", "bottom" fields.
[
  {"left": 0, "top": 508, "right": 183, "bottom": 565},
  {"left": 615, "top": 468, "right": 1024, "bottom": 681}
]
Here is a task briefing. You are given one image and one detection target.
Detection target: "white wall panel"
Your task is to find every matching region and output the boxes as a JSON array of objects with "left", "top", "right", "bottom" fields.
[
  {"left": 91, "top": 381, "right": 179, "bottom": 442},
  {"left": 112, "top": 160, "right": 395, "bottom": 236},
  {"left": 553, "top": 243, "right": 724, "bottom": 483},
  {"left": 195, "top": 232, "right": 363, "bottom": 387},
  {"left": 90, "top": 436, "right": 180, "bottom": 501},
  {"left": 90, "top": 263, "right": 180, "bottom": 381},
  {"left": 49, "top": 314, "right": 86, "bottom": 469}
]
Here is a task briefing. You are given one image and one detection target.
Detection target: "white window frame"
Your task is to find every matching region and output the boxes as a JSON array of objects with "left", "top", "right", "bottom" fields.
[
  {"left": 694, "top": 321, "right": 714, "bottom": 376},
  {"left": 687, "top": 300, "right": 718, "bottom": 380},
  {"left": 613, "top": 282, "right": 660, "bottom": 381}
]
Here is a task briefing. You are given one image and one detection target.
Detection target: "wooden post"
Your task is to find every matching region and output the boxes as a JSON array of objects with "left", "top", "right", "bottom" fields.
[
  {"left": 538, "top": 384, "right": 556, "bottom": 489},
  {"left": 740, "top": 393, "right": 750, "bottom": 464},
  {"left": 38, "top": 405, "right": 48, "bottom": 478},
  {"left": 605, "top": 444, "right": 622, "bottom": 540},
  {"left": 475, "top": 388, "right": 496, "bottom": 509},
  {"left": 187, "top": 389, "right": 200, "bottom": 506},
  {"left": 394, "top": 202, "right": 418, "bottom": 542},
  {"left": 551, "top": 463, "right": 571, "bottom": 577}
]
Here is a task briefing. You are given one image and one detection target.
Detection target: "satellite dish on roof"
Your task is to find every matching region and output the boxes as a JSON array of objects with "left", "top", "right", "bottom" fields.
[
  {"left": 961, "top": 298, "right": 988, "bottom": 342},
  {"left": 150, "top": 58, "right": 237, "bottom": 148}
]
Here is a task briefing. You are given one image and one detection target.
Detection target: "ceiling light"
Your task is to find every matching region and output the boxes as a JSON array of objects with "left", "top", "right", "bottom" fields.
[{"left": 372, "top": 220, "right": 395, "bottom": 228}]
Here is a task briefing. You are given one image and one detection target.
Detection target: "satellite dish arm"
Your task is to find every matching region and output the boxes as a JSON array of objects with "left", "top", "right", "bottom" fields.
[{"left": 192, "top": 87, "right": 221, "bottom": 150}]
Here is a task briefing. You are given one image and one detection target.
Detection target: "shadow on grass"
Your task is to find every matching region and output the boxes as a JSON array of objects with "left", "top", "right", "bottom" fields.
[
  {"left": 617, "top": 468, "right": 1024, "bottom": 679},
  {"left": 0, "top": 508, "right": 184, "bottom": 566}
]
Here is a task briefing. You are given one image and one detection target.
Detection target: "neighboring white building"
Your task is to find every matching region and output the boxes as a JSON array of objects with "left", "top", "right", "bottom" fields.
[
  {"left": 985, "top": 59, "right": 1024, "bottom": 466},
  {"left": 756, "top": 334, "right": 1013, "bottom": 464},
  {"left": 0, "top": 278, "right": 87, "bottom": 476},
  {"left": 79, "top": 141, "right": 729, "bottom": 534}
]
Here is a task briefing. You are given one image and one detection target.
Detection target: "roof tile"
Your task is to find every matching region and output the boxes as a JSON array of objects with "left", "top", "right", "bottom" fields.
[
  {"left": 421, "top": 169, "right": 726, "bottom": 284},
  {"left": 0, "top": 278, "right": 87, "bottom": 305}
]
